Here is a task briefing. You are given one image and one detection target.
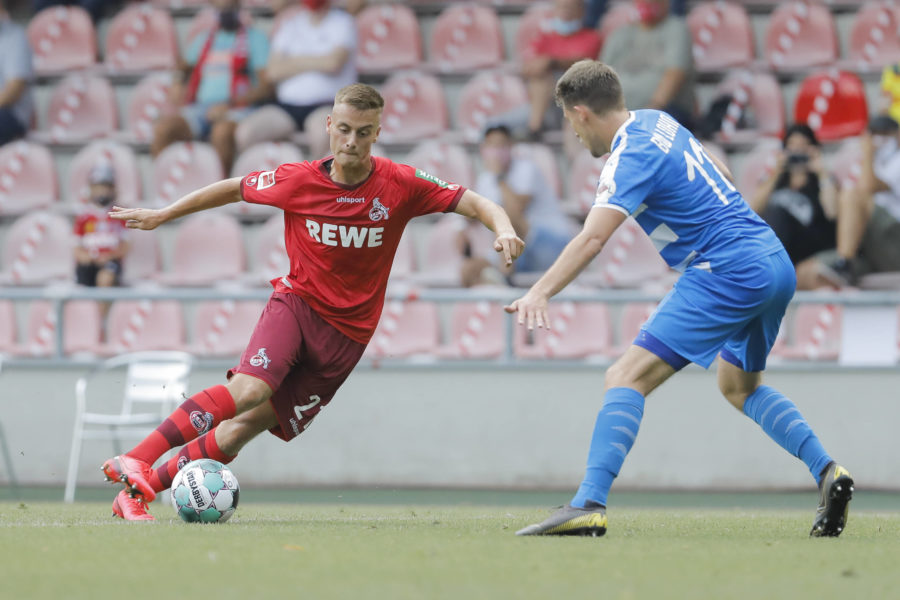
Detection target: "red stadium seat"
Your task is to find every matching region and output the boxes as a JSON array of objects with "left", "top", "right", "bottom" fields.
[
  {"left": 568, "top": 150, "right": 608, "bottom": 218},
  {"left": 435, "top": 301, "right": 505, "bottom": 359},
  {"left": 515, "top": 2, "right": 554, "bottom": 64},
  {"left": 250, "top": 213, "right": 288, "bottom": 286},
  {"left": 157, "top": 212, "right": 246, "bottom": 286},
  {"left": 514, "top": 301, "right": 612, "bottom": 360},
  {"left": 412, "top": 214, "right": 495, "bottom": 287},
  {"left": 121, "top": 228, "right": 163, "bottom": 285},
  {"left": 0, "top": 211, "right": 72, "bottom": 285},
  {"left": 404, "top": 140, "right": 474, "bottom": 190},
  {"left": 780, "top": 303, "right": 843, "bottom": 361},
  {"left": 227, "top": 142, "right": 302, "bottom": 220},
  {"left": 513, "top": 142, "right": 563, "bottom": 199},
  {"left": 126, "top": 72, "right": 177, "bottom": 144},
  {"left": 764, "top": 1, "right": 838, "bottom": 71},
  {"left": 68, "top": 141, "right": 142, "bottom": 209},
  {"left": 0, "top": 300, "right": 16, "bottom": 355},
  {"left": 390, "top": 231, "right": 417, "bottom": 281},
  {"left": 18, "top": 300, "right": 103, "bottom": 357},
  {"left": 356, "top": 3, "right": 423, "bottom": 73},
  {"left": 828, "top": 138, "right": 863, "bottom": 190},
  {"left": 845, "top": 1, "right": 900, "bottom": 72},
  {"left": 736, "top": 138, "right": 782, "bottom": 201},
  {"left": 191, "top": 300, "right": 265, "bottom": 357},
  {"left": 429, "top": 3, "right": 504, "bottom": 73},
  {"left": 794, "top": 70, "right": 869, "bottom": 142},
  {"left": 687, "top": 1, "right": 755, "bottom": 72},
  {"left": 614, "top": 302, "right": 658, "bottom": 355},
  {"left": 152, "top": 142, "right": 224, "bottom": 207},
  {"left": 0, "top": 141, "right": 58, "bottom": 216},
  {"left": 456, "top": 72, "right": 529, "bottom": 142},
  {"left": 599, "top": 2, "right": 639, "bottom": 44},
  {"left": 44, "top": 74, "right": 117, "bottom": 143},
  {"left": 104, "top": 300, "right": 186, "bottom": 354},
  {"left": 104, "top": 4, "right": 178, "bottom": 73},
  {"left": 365, "top": 300, "right": 440, "bottom": 359},
  {"left": 580, "top": 218, "right": 669, "bottom": 289},
  {"left": 27, "top": 6, "right": 96, "bottom": 75},
  {"left": 151, "top": 0, "right": 206, "bottom": 8},
  {"left": 714, "top": 70, "right": 785, "bottom": 143},
  {"left": 379, "top": 72, "right": 449, "bottom": 143}
]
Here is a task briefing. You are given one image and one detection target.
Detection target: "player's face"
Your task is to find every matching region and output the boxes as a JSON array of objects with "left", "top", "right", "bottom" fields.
[
  {"left": 563, "top": 105, "right": 607, "bottom": 158},
  {"left": 327, "top": 103, "right": 381, "bottom": 169}
]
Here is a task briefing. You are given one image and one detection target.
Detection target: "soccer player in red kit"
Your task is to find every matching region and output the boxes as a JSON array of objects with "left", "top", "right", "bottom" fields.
[{"left": 101, "top": 83, "right": 525, "bottom": 520}]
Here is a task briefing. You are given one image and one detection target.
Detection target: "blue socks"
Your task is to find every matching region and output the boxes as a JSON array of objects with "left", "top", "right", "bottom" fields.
[
  {"left": 743, "top": 385, "right": 832, "bottom": 484},
  {"left": 571, "top": 387, "right": 645, "bottom": 508}
]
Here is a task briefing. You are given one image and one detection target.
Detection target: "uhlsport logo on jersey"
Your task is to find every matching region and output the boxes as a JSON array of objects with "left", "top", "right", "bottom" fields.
[
  {"left": 250, "top": 347, "right": 271, "bottom": 369},
  {"left": 415, "top": 169, "right": 460, "bottom": 190},
  {"left": 189, "top": 410, "right": 214, "bottom": 434},
  {"left": 369, "top": 197, "right": 390, "bottom": 221}
]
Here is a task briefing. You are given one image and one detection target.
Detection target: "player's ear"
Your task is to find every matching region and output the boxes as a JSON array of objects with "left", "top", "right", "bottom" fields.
[{"left": 326, "top": 114, "right": 333, "bottom": 133}]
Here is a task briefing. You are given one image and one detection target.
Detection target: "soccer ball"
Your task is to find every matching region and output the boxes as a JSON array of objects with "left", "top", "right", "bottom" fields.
[{"left": 171, "top": 459, "right": 240, "bottom": 523}]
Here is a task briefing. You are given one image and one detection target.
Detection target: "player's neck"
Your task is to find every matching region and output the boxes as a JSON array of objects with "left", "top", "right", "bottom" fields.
[
  {"left": 329, "top": 157, "right": 374, "bottom": 187},
  {"left": 601, "top": 109, "right": 631, "bottom": 151}
]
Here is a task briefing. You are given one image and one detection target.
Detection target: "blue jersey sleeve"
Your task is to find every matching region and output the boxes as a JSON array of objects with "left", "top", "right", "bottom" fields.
[{"left": 593, "top": 132, "right": 662, "bottom": 216}]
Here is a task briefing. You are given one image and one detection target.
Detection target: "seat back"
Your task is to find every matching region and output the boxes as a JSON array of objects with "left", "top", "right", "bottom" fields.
[
  {"left": 46, "top": 74, "right": 117, "bottom": 143},
  {"left": 162, "top": 212, "right": 246, "bottom": 285},
  {"left": 456, "top": 72, "right": 529, "bottom": 142},
  {"left": 105, "top": 300, "right": 186, "bottom": 353},
  {"left": 787, "top": 303, "right": 843, "bottom": 360},
  {"left": 68, "top": 140, "right": 142, "bottom": 208},
  {"left": 513, "top": 142, "right": 562, "bottom": 199},
  {"left": 516, "top": 2, "right": 555, "bottom": 63},
  {"left": 514, "top": 302, "right": 612, "bottom": 359},
  {"left": 127, "top": 72, "right": 177, "bottom": 143},
  {"left": 379, "top": 72, "right": 449, "bottom": 143},
  {"left": 447, "top": 301, "right": 505, "bottom": 358},
  {"left": 429, "top": 3, "right": 504, "bottom": 72},
  {"left": 252, "top": 214, "right": 288, "bottom": 285},
  {"left": 404, "top": 141, "right": 474, "bottom": 190},
  {"left": 568, "top": 150, "right": 609, "bottom": 218},
  {"left": 0, "top": 141, "right": 58, "bottom": 216},
  {"left": 152, "top": 142, "right": 224, "bottom": 207},
  {"left": 228, "top": 142, "right": 303, "bottom": 220},
  {"left": 366, "top": 300, "right": 440, "bottom": 359},
  {"left": 828, "top": 138, "right": 863, "bottom": 190},
  {"left": 121, "top": 228, "right": 162, "bottom": 285},
  {"left": 794, "top": 70, "right": 869, "bottom": 142},
  {"left": 357, "top": 3, "right": 423, "bottom": 73},
  {"left": 764, "top": 1, "right": 838, "bottom": 71},
  {"left": 688, "top": 1, "right": 754, "bottom": 71},
  {"left": 847, "top": 1, "right": 900, "bottom": 70},
  {"left": 192, "top": 300, "right": 264, "bottom": 357},
  {"left": 28, "top": 5, "right": 97, "bottom": 74},
  {"left": 586, "top": 218, "right": 669, "bottom": 288},
  {"left": 22, "top": 300, "right": 103, "bottom": 357},
  {"left": 104, "top": 4, "right": 178, "bottom": 72},
  {"left": 715, "top": 70, "right": 786, "bottom": 140},
  {"left": 736, "top": 138, "right": 782, "bottom": 200},
  {"left": 1, "top": 211, "right": 73, "bottom": 285},
  {"left": 0, "top": 300, "right": 15, "bottom": 353},
  {"left": 617, "top": 302, "right": 658, "bottom": 352}
]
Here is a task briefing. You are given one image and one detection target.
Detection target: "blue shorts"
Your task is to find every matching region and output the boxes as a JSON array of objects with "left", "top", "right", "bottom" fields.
[{"left": 635, "top": 249, "right": 796, "bottom": 372}]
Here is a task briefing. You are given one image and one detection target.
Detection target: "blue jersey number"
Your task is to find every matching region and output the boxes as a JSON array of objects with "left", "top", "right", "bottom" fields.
[{"left": 683, "top": 138, "right": 735, "bottom": 205}]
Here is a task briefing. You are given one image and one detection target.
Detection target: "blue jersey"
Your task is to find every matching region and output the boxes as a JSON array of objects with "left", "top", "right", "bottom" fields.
[{"left": 594, "top": 110, "right": 783, "bottom": 272}]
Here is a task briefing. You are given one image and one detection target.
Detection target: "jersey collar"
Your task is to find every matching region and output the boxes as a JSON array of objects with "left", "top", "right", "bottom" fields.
[
  {"left": 610, "top": 111, "right": 636, "bottom": 152},
  {"left": 318, "top": 156, "right": 377, "bottom": 190}
]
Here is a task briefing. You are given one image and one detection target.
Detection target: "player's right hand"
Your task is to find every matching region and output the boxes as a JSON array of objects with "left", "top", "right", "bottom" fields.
[
  {"left": 108, "top": 206, "right": 166, "bottom": 231},
  {"left": 494, "top": 232, "right": 525, "bottom": 266},
  {"left": 504, "top": 290, "right": 550, "bottom": 331}
]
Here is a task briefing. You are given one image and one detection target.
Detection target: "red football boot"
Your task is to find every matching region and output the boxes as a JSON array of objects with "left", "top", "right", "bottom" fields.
[
  {"left": 101, "top": 455, "right": 156, "bottom": 503},
  {"left": 112, "top": 489, "right": 155, "bottom": 521}
]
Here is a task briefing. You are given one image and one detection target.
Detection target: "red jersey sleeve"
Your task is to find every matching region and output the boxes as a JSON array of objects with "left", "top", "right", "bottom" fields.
[
  {"left": 240, "top": 162, "right": 307, "bottom": 210},
  {"left": 395, "top": 162, "right": 466, "bottom": 218}
]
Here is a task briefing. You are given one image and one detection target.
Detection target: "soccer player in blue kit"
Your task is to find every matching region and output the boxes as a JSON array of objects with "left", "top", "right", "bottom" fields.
[{"left": 507, "top": 60, "right": 853, "bottom": 538}]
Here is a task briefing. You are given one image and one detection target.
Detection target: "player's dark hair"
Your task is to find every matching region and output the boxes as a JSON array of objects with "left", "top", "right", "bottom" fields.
[
  {"left": 334, "top": 83, "right": 385, "bottom": 112},
  {"left": 555, "top": 60, "right": 626, "bottom": 116},
  {"left": 483, "top": 125, "right": 512, "bottom": 139}
]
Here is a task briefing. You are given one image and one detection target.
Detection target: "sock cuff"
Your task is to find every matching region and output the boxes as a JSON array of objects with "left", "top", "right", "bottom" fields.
[
  {"left": 204, "top": 385, "right": 237, "bottom": 421},
  {"left": 204, "top": 428, "right": 236, "bottom": 463},
  {"left": 743, "top": 384, "right": 778, "bottom": 419},
  {"left": 604, "top": 387, "right": 645, "bottom": 414}
]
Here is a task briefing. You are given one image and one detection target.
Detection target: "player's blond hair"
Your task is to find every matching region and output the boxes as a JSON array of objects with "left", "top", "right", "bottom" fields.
[
  {"left": 555, "top": 60, "right": 626, "bottom": 116},
  {"left": 334, "top": 83, "right": 385, "bottom": 112}
]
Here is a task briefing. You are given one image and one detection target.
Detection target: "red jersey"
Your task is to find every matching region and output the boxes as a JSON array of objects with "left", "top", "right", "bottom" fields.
[
  {"left": 531, "top": 29, "right": 602, "bottom": 62},
  {"left": 73, "top": 211, "right": 129, "bottom": 255},
  {"left": 240, "top": 156, "right": 465, "bottom": 344}
]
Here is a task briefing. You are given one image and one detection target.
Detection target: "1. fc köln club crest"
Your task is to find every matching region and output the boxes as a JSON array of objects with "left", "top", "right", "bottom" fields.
[{"left": 369, "top": 198, "right": 389, "bottom": 221}]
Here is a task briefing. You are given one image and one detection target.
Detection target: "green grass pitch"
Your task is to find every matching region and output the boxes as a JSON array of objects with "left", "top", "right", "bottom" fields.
[{"left": 1, "top": 496, "right": 898, "bottom": 600}]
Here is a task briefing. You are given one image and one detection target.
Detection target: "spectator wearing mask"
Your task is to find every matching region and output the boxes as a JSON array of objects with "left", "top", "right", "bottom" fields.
[
  {"left": 152, "top": 0, "right": 270, "bottom": 172},
  {"left": 73, "top": 163, "right": 131, "bottom": 288},
  {"left": 583, "top": 0, "right": 686, "bottom": 29},
  {"left": 0, "top": 0, "right": 34, "bottom": 145}
]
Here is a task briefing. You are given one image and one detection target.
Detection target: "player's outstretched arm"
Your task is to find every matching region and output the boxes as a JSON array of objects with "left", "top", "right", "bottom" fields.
[
  {"left": 108, "top": 177, "right": 243, "bottom": 230},
  {"left": 505, "top": 207, "right": 626, "bottom": 330},
  {"left": 454, "top": 189, "right": 525, "bottom": 266}
]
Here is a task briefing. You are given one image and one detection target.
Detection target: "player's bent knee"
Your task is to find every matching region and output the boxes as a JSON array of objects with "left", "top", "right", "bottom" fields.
[{"left": 225, "top": 374, "right": 273, "bottom": 414}]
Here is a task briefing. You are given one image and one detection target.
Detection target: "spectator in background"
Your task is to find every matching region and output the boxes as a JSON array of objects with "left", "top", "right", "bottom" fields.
[
  {"left": 152, "top": 0, "right": 270, "bottom": 173},
  {"left": 0, "top": 0, "right": 33, "bottom": 145},
  {"left": 235, "top": 0, "right": 357, "bottom": 160},
  {"left": 600, "top": 0, "right": 695, "bottom": 130},
  {"left": 31, "top": 0, "right": 110, "bottom": 23},
  {"left": 880, "top": 62, "right": 900, "bottom": 125},
  {"left": 583, "top": 0, "right": 685, "bottom": 29},
  {"left": 750, "top": 124, "right": 836, "bottom": 267},
  {"left": 522, "top": 0, "right": 601, "bottom": 141},
  {"left": 74, "top": 163, "right": 131, "bottom": 289}
]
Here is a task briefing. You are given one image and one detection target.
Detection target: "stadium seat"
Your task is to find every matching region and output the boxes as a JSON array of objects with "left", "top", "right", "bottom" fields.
[
  {"left": 157, "top": 212, "right": 246, "bottom": 286},
  {"left": 428, "top": 3, "right": 504, "bottom": 73},
  {"left": 103, "top": 300, "right": 187, "bottom": 354},
  {"left": 687, "top": 1, "right": 755, "bottom": 72},
  {"left": 580, "top": 218, "right": 670, "bottom": 289},
  {"left": 513, "top": 301, "right": 612, "bottom": 360},
  {"left": 794, "top": 70, "right": 869, "bottom": 142},
  {"left": 735, "top": 137, "right": 782, "bottom": 201},
  {"left": 104, "top": 4, "right": 178, "bottom": 73},
  {"left": 763, "top": 1, "right": 838, "bottom": 71},
  {"left": 227, "top": 142, "right": 303, "bottom": 220},
  {"left": 379, "top": 72, "right": 449, "bottom": 143},
  {"left": 43, "top": 74, "right": 117, "bottom": 143},
  {"left": 250, "top": 213, "right": 288, "bottom": 286},
  {"left": 64, "top": 351, "right": 193, "bottom": 502},
  {"left": 713, "top": 70, "right": 785, "bottom": 143},
  {"left": 67, "top": 140, "right": 142, "bottom": 209},
  {"left": 599, "top": 2, "right": 639, "bottom": 44},
  {"left": 191, "top": 300, "right": 265, "bottom": 357},
  {"left": 356, "top": 3, "right": 423, "bottom": 73},
  {"left": 845, "top": 1, "right": 900, "bottom": 72},
  {"left": 513, "top": 142, "right": 563, "bottom": 199},
  {"left": 413, "top": 214, "right": 494, "bottom": 287},
  {"left": 780, "top": 303, "right": 843, "bottom": 361},
  {"left": 515, "top": 2, "right": 554, "bottom": 64},
  {"left": 0, "top": 301, "right": 16, "bottom": 355},
  {"left": 828, "top": 138, "right": 863, "bottom": 190},
  {"left": 121, "top": 228, "right": 162, "bottom": 285},
  {"left": 27, "top": 6, "right": 96, "bottom": 75},
  {"left": 404, "top": 140, "right": 474, "bottom": 190},
  {"left": 615, "top": 302, "right": 658, "bottom": 355},
  {"left": 568, "top": 150, "right": 608, "bottom": 217},
  {"left": 151, "top": 142, "right": 224, "bottom": 207},
  {"left": 0, "top": 141, "right": 58, "bottom": 216},
  {"left": 0, "top": 211, "right": 73, "bottom": 285},
  {"left": 434, "top": 301, "right": 505, "bottom": 359},
  {"left": 456, "top": 72, "right": 529, "bottom": 142},
  {"left": 390, "top": 231, "right": 417, "bottom": 281},
  {"left": 365, "top": 300, "right": 440, "bottom": 359},
  {"left": 126, "top": 72, "right": 177, "bottom": 144},
  {"left": 151, "top": 0, "right": 207, "bottom": 8},
  {"left": 17, "top": 300, "right": 103, "bottom": 357}
]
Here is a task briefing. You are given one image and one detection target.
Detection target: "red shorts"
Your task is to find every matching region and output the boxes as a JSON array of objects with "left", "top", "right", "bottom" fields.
[{"left": 229, "top": 292, "right": 366, "bottom": 441}]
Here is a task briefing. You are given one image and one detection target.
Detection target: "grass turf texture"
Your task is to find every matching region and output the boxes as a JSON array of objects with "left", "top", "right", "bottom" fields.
[{"left": 1, "top": 502, "right": 898, "bottom": 600}]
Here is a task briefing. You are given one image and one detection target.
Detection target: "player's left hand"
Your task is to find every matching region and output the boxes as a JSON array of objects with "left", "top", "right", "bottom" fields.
[
  {"left": 108, "top": 206, "right": 166, "bottom": 230},
  {"left": 493, "top": 232, "right": 525, "bottom": 266},
  {"left": 504, "top": 290, "right": 550, "bottom": 331}
]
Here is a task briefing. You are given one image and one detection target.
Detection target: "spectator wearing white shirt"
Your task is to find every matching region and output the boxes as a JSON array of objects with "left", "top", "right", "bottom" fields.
[
  {"left": 235, "top": 0, "right": 357, "bottom": 159},
  {"left": 0, "top": 0, "right": 33, "bottom": 145}
]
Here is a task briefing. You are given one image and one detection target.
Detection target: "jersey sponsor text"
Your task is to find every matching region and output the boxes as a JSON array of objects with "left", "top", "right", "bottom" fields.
[{"left": 305, "top": 218, "right": 384, "bottom": 248}]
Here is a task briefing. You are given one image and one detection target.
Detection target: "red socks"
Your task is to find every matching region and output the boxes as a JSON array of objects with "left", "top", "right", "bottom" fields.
[
  {"left": 148, "top": 428, "right": 235, "bottom": 493},
  {"left": 129, "top": 385, "right": 236, "bottom": 466}
]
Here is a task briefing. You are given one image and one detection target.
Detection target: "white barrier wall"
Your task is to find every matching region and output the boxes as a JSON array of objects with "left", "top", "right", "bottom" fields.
[{"left": 1, "top": 364, "right": 897, "bottom": 493}]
